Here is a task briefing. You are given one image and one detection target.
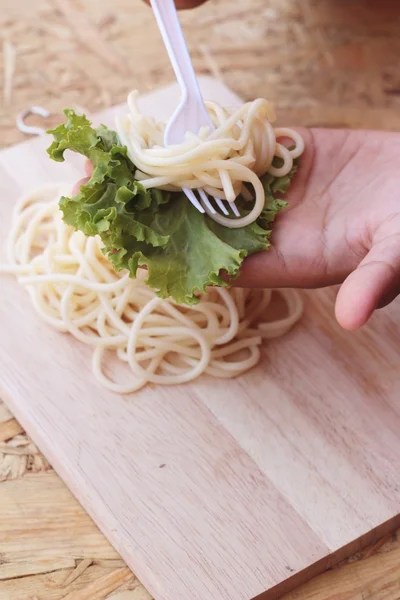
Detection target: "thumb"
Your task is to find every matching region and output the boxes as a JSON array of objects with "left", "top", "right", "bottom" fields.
[
  {"left": 72, "top": 177, "right": 90, "bottom": 196},
  {"left": 335, "top": 222, "right": 400, "bottom": 330},
  {"left": 72, "top": 160, "right": 92, "bottom": 195}
]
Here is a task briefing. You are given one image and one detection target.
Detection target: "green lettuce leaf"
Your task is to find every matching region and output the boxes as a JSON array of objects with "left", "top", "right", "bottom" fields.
[{"left": 47, "top": 110, "right": 298, "bottom": 304}]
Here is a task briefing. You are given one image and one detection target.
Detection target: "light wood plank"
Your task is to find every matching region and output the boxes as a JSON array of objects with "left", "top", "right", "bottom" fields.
[
  {"left": 0, "top": 462, "right": 399, "bottom": 600},
  {"left": 2, "top": 1, "right": 400, "bottom": 599},
  {"left": 0, "top": 80, "right": 400, "bottom": 600},
  {"left": 283, "top": 545, "right": 400, "bottom": 600}
]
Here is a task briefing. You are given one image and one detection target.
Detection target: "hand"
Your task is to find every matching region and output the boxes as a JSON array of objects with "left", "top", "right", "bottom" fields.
[
  {"left": 73, "top": 128, "right": 400, "bottom": 330},
  {"left": 236, "top": 128, "right": 400, "bottom": 330},
  {"left": 143, "top": 0, "right": 208, "bottom": 8}
]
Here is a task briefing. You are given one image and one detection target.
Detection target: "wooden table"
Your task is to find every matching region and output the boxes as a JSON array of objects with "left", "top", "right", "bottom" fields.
[{"left": 1, "top": 0, "right": 400, "bottom": 598}]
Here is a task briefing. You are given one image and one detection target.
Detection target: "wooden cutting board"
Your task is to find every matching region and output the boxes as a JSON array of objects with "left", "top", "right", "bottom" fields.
[{"left": 1, "top": 77, "right": 400, "bottom": 600}]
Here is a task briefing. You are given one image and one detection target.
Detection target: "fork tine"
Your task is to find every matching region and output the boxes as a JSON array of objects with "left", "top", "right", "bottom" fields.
[
  {"left": 183, "top": 187, "right": 240, "bottom": 219},
  {"left": 230, "top": 201, "right": 240, "bottom": 217},
  {"left": 214, "top": 198, "right": 229, "bottom": 216},
  {"left": 197, "top": 188, "right": 216, "bottom": 214},
  {"left": 183, "top": 187, "right": 205, "bottom": 213}
]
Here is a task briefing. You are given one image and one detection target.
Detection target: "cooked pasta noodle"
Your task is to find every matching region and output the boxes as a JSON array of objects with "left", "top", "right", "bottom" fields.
[
  {"left": 116, "top": 92, "right": 304, "bottom": 228},
  {"left": 0, "top": 184, "right": 303, "bottom": 394}
]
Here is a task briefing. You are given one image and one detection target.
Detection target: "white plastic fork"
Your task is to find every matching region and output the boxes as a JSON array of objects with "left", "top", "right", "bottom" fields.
[{"left": 149, "top": 0, "right": 239, "bottom": 218}]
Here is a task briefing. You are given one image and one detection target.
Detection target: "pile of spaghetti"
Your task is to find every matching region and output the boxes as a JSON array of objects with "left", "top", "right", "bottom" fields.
[
  {"left": 1, "top": 184, "right": 303, "bottom": 393},
  {"left": 44, "top": 94, "right": 304, "bottom": 305},
  {"left": 116, "top": 91, "right": 304, "bottom": 228}
]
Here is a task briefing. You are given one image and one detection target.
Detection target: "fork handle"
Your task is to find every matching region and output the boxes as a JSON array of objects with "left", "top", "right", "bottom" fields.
[{"left": 150, "top": 0, "right": 204, "bottom": 102}]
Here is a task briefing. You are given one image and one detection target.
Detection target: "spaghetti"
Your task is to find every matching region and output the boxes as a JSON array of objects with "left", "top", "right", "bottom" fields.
[
  {"left": 116, "top": 92, "right": 304, "bottom": 228},
  {"left": 0, "top": 184, "right": 303, "bottom": 394}
]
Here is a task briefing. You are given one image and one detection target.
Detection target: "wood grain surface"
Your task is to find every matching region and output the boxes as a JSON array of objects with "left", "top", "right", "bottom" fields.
[{"left": 1, "top": 1, "right": 400, "bottom": 599}]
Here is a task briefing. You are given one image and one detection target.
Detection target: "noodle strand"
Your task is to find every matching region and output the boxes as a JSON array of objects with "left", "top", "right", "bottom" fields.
[
  {"left": 0, "top": 184, "right": 303, "bottom": 393},
  {"left": 116, "top": 93, "right": 304, "bottom": 228}
]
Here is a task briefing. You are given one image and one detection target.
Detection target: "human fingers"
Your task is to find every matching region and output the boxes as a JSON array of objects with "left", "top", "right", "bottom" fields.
[
  {"left": 84, "top": 159, "right": 92, "bottom": 177},
  {"left": 72, "top": 176, "right": 90, "bottom": 196},
  {"left": 335, "top": 222, "right": 400, "bottom": 330},
  {"left": 233, "top": 128, "right": 323, "bottom": 289},
  {"left": 72, "top": 160, "right": 92, "bottom": 196}
]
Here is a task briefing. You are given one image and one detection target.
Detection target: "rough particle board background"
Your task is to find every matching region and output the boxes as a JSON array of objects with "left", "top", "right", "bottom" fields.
[{"left": 1, "top": 1, "right": 400, "bottom": 599}]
